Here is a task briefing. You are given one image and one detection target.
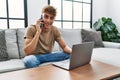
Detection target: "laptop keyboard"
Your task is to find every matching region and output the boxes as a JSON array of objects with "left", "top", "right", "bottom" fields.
[{"left": 60, "top": 59, "right": 70, "bottom": 63}]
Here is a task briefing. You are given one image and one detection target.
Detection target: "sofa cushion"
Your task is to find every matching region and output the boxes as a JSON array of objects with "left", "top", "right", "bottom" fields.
[
  {"left": 92, "top": 48, "right": 120, "bottom": 67},
  {"left": 81, "top": 29, "right": 104, "bottom": 48},
  {"left": 60, "top": 29, "right": 82, "bottom": 48},
  {"left": 103, "top": 41, "right": 120, "bottom": 49},
  {"left": 17, "top": 28, "right": 26, "bottom": 58},
  {"left": 0, "top": 30, "right": 9, "bottom": 61},
  {"left": 5, "top": 29, "right": 19, "bottom": 59},
  {"left": 0, "top": 59, "right": 25, "bottom": 73}
]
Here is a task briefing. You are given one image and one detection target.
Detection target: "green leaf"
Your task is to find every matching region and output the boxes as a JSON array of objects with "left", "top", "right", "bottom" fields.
[
  {"left": 111, "top": 39, "right": 120, "bottom": 43},
  {"left": 93, "top": 19, "right": 103, "bottom": 30},
  {"left": 105, "top": 24, "right": 112, "bottom": 32},
  {"left": 117, "top": 33, "right": 120, "bottom": 38},
  {"left": 102, "top": 17, "right": 107, "bottom": 24},
  {"left": 102, "top": 33, "right": 109, "bottom": 41},
  {"left": 107, "top": 33, "right": 116, "bottom": 38},
  {"left": 107, "top": 18, "right": 112, "bottom": 22},
  {"left": 101, "top": 26, "right": 109, "bottom": 33}
]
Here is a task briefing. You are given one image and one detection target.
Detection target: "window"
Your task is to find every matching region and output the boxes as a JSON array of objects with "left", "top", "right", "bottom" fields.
[
  {"left": 48, "top": 0, "right": 92, "bottom": 29},
  {"left": 0, "top": 0, "right": 28, "bottom": 29}
]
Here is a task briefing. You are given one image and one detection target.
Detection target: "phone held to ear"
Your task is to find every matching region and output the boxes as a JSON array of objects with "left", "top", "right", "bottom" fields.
[{"left": 40, "top": 15, "right": 44, "bottom": 28}]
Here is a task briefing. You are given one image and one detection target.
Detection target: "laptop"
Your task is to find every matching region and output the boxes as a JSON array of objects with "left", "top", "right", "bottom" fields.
[{"left": 52, "top": 42, "right": 94, "bottom": 70}]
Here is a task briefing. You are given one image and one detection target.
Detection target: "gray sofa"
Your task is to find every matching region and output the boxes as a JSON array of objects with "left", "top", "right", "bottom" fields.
[{"left": 0, "top": 28, "right": 120, "bottom": 73}]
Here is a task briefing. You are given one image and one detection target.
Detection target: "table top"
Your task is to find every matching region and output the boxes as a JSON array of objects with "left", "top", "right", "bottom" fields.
[{"left": 0, "top": 60, "right": 120, "bottom": 80}]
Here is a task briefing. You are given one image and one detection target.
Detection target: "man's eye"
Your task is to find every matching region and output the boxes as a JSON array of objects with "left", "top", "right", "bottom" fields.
[
  {"left": 44, "top": 15, "right": 48, "bottom": 18},
  {"left": 44, "top": 14, "right": 54, "bottom": 20},
  {"left": 44, "top": 15, "right": 49, "bottom": 18},
  {"left": 50, "top": 17, "right": 54, "bottom": 20}
]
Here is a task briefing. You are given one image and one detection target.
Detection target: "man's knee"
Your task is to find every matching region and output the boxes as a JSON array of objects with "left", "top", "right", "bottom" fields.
[{"left": 23, "top": 55, "right": 40, "bottom": 68}]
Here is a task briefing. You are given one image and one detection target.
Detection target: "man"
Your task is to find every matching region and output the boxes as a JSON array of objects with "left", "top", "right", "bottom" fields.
[{"left": 23, "top": 5, "right": 72, "bottom": 68}]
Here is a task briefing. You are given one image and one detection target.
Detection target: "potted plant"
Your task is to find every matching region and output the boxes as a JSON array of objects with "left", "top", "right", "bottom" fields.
[{"left": 93, "top": 17, "right": 120, "bottom": 42}]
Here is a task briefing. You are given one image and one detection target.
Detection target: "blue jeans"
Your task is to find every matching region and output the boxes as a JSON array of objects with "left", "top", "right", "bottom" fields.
[{"left": 23, "top": 51, "right": 70, "bottom": 68}]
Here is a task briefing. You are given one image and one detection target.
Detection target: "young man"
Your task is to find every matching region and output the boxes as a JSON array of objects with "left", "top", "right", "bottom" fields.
[{"left": 23, "top": 5, "right": 72, "bottom": 68}]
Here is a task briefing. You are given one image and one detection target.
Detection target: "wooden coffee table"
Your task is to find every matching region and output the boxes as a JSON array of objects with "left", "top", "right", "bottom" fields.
[{"left": 0, "top": 60, "right": 120, "bottom": 80}]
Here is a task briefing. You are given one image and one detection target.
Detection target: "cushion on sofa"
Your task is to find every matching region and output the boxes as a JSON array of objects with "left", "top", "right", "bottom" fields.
[
  {"left": 0, "top": 30, "right": 9, "bottom": 61},
  {"left": 81, "top": 29, "right": 104, "bottom": 48},
  {"left": 0, "top": 59, "right": 25, "bottom": 73},
  {"left": 60, "top": 29, "right": 82, "bottom": 48},
  {"left": 92, "top": 48, "right": 120, "bottom": 67},
  {"left": 103, "top": 41, "right": 120, "bottom": 49},
  {"left": 17, "top": 28, "right": 26, "bottom": 58},
  {"left": 5, "top": 29, "right": 20, "bottom": 59}
]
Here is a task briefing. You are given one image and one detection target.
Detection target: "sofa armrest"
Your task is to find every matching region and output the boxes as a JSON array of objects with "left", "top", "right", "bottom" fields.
[{"left": 103, "top": 41, "right": 120, "bottom": 49}]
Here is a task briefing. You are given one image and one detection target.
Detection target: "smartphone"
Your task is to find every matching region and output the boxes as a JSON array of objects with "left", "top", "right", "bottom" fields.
[{"left": 40, "top": 15, "right": 44, "bottom": 28}]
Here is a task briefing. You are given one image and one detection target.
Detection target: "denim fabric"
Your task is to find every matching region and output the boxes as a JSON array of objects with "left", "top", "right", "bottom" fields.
[{"left": 23, "top": 51, "right": 70, "bottom": 68}]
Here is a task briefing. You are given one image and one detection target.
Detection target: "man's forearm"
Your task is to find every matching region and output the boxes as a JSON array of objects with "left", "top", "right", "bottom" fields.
[
  {"left": 24, "top": 31, "right": 40, "bottom": 55},
  {"left": 63, "top": 46, "right": 72, "bottom": 54}
]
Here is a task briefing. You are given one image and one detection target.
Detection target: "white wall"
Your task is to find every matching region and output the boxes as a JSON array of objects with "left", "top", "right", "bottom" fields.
[
  {"left": 27, "top": 0, "right": 48, "bottom": 26},
  {"left": 92, "top": 0, "right": 107, "bottom": 24},
  {"left": 107, "top": 0, "right": 120, "bottom": 31},
  {"left": 93, "top": 0, "right": 120, "bottom": 31}
]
